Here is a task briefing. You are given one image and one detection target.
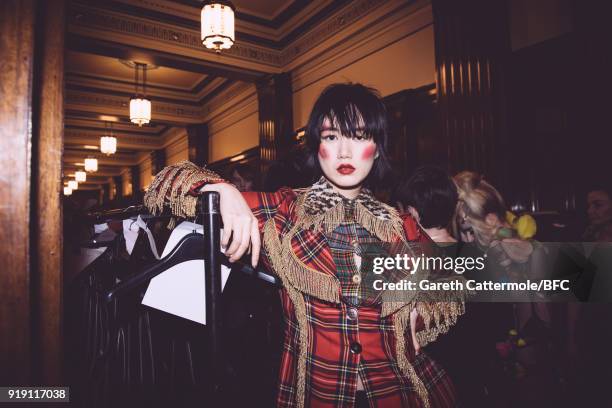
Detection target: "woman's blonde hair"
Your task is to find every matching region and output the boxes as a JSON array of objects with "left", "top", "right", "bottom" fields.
[{"left": 453, "top": 171, "right": 506, "bottom": 246}]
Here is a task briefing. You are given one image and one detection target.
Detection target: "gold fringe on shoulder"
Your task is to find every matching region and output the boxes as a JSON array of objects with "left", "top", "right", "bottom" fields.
[
  {"left": 143, "top": 161, "right": 223, "bottom": 219},
  {"left": 394, "top": 306, "right": 430, "bottom": 408},
  {"left": 354, "top": 201, "right": 405, "bottom": 243}
]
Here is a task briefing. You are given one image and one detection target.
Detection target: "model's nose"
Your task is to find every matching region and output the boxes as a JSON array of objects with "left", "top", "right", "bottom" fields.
[{"left": 337, "top": 137, "right": 352, "bottom": 159}]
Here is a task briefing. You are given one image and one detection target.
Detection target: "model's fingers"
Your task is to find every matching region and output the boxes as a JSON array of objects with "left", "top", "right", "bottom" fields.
[
  {"left": 226, "top": 219, "right": 243, "bottom": 259},
  {"left": 250, "top": 219, "right": 261, "bottom": 268},
  {"left": 221, "top": 216, "right": 233, "bottom": 248},
  {"left": 234, "top": 221, "right": 252, "bottom": 262}
]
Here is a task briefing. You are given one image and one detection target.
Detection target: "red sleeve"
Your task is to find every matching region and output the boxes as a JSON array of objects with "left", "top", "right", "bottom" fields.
[{"left": 401, "top": 213, "right": 428, "bottom": 242}]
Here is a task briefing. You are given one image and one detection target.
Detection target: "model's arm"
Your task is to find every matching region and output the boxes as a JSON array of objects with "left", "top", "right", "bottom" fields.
[{"left": 144, "top": 161, "right": 292, "bottom": 267}]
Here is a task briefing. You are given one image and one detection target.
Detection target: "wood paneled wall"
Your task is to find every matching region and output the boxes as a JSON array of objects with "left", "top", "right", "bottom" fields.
[
  {"left": 0, "top": 0, "right": 36, "bottom": 385},
  {"left": 31, "top": 0, "right": 65, "bottom": 385},
  {"left": 432, "top": 0, "right": 510, "bottom": 186},
  {"left": 0, "top": 0, "right": 65, "bottom": 385}
]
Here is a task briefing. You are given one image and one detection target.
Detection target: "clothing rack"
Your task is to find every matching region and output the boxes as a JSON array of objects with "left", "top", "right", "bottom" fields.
[{"left": 70, "top": 193, "right": 281, "bottom": 406}]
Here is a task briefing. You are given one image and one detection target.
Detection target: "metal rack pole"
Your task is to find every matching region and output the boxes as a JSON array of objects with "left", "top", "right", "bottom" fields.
[{"left": 201, "top": 191, "right": 222, "bottom": 403}]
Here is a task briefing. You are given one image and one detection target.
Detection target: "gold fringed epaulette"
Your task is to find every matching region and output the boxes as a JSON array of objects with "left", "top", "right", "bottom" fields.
[
  {"left": 414, "top": 301, "right": 466, "bottom": 347},
  {"left": 143, "top": 161, "right": 224, "bottom": 219}
]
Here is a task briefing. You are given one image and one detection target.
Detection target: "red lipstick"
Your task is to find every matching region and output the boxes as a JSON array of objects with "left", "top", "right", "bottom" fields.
[{"left": 336, "top": 164, "right": 355, "bottom": 175}]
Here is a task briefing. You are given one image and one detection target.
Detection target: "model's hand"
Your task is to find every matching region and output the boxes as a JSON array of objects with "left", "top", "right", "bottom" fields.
[
  {"left": 200, "top": 183, "right": 260, "bottom": 267},
  {"left": 410, "top": 307, "right": 421, "bottom": 355}
]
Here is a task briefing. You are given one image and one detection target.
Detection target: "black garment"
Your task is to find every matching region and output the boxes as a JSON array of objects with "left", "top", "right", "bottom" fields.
[{"left": 424, "top": 243, "right": 512, "bottom": 407}]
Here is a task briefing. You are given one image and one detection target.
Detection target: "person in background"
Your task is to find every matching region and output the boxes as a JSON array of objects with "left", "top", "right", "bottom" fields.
[
  {"left": 229, "top": 162, "right": 257, "bottom": 192},
  {"left": 583, "top": 184, "right": 612, "bottom": 242},
  {"left": 395, "top": 166, "right": 457, "bottom": 244},
  {"left": 453, "top": 171, "right": 558, "bottom": 407}
]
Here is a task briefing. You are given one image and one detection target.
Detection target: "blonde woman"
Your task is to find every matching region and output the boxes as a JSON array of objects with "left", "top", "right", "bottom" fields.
[{"left": 452, "top": 171, "right": 551, "bottom": 374}]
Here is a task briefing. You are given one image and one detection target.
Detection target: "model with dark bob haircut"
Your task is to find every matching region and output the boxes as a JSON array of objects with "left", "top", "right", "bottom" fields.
[
  {"left": 144, "top": 82, "right": 466, "bottom": 408},
  {"left": 304, "top": 83, "right": 391, "bottom": 187}
]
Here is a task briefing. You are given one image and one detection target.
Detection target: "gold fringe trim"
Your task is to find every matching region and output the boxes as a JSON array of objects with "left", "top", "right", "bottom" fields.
[
  {"left": 296, "top": 195, "right": 345, "bottom": 235},
  {"left": 263, "top": 218, "right": 310, "bottom": 408},
  {"left": 264, "top": 218, "right": 341, "bottom": 304},
  {"left": 414, "top": 301, "right": 465, "bottom": 347},
  {"left": 394, "top": 306, "right": 430, "bottom": 408},
  {"left": 355, "top": 201, "right": 405, "bottom": 242},
  {"left": 296, "top": 194, "right": 405, "bottom": 244},
  {"left": 143, "top": 161, "right": 223, "bottom": 220}
]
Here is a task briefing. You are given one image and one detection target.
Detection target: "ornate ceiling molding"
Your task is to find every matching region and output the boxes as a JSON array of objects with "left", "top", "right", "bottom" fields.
[
  {"left": 65, "top": 129, "right": 163, "bottom": 150},
  {"left": 68, "top": 0, "right": 407, "bottom": 72},
  {"left": 69, "top": 3, "right": 282, "bottom": 70},
  {"left": 66, "top": 90, "right": 205, "bottom": 122}
]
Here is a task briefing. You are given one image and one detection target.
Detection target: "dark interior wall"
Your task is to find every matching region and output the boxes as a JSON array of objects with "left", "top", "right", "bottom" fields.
[{"left": 384, "top": 0, "right": 607, "bottom": 228}]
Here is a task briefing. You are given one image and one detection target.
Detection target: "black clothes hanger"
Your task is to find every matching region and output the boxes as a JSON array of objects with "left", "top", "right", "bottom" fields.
[{"left": 105, "top": 232, "right": 279, "bottom": 303}]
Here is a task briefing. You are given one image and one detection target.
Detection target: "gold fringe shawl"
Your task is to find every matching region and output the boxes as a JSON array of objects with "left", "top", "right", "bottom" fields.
[
  {"left": 143, "top": 161, "right": 224, "bottom": 219},
  {"left": 263, "top": 218, "right": 311, "bottom": 408},
  {"left": 296, "top": 195, "right": 405, "bottom": 243},
  {"left": 394, "top": 306, "right": 430, "bottom": 408}
]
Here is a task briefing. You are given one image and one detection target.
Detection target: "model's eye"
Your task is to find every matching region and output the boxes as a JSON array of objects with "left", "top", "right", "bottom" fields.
[{"left": 321, "top": 134, "right": 337, "bottom": 141}]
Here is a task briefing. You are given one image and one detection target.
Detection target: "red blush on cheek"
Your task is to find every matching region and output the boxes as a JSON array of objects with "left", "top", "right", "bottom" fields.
[
  {"left": 361, "top": 144, "right": 377, "bottom": 160},
  {"left": 318, "top": 145, "right": 329, "bottom": 159}
]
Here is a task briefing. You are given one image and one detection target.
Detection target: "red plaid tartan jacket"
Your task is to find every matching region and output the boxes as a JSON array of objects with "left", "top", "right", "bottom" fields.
[{"left": 144, "top": 163, "right": 466, "bottom": 408}]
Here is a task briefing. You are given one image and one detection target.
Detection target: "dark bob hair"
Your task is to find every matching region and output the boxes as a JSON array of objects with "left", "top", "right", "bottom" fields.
[
  {"left": 304, "top": 83, "right": 391, "bottom": 186},
  {"left": 396, "top": 166, "right": 458, "bottom": 229}
]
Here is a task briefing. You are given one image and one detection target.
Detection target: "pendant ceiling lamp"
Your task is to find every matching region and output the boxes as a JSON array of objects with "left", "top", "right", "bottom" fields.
[
  {"left": 130, "top": 62, "right": 151, "bottom": 126},
  {"left": 75, "top": 170, "right": 87, "bottom": 182},
  {"left": 201, "top": 1, "right": 235, "bottom": 52},
  {"left": 63, "top": 186, "right": 72, "bottom": 196},
  {"left": 100, "top": 122, "right": 117, "bottom": 155},
  {"left": 68, "top": 180, "right": 78, "bottom": 190},
  {"left": 84, "top": 157, "right": 98, "bottom": 172}
]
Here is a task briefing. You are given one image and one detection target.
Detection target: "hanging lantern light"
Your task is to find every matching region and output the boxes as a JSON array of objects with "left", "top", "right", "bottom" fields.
[
  {"left": 63, "top": 186, "right": 73, "bottom": 196},
  {"left": 84, "top": 157, "right": 98, "bottom": 172},
  {"left": 75, "top": 170, "right": 87, "bottom": 182},
  {"left": 68, "top": 180, "right": 78, "bottom": 190},
  {"left": 130, "top": 62, "right": 151, "bottom": 126},
  {"left": 100, "top": 122, "right": 117, "bottom": 155},
  {"left": 201, "top": 1, "right": 235, "bottom": 52},
  {"left": 100, "top": 136, "right": 117, "bottom": 155}
]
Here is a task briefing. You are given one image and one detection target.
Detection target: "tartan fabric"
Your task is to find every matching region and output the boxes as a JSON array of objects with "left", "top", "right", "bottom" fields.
[
  {"left": 188, "top": 177, "right": 458, "bottom": 407},
  {"left": 243, "top": 190, "right": 456, "bottom": 407},
  {"left": 325, "top": 200, "right": 382, "bottom": 307}
]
